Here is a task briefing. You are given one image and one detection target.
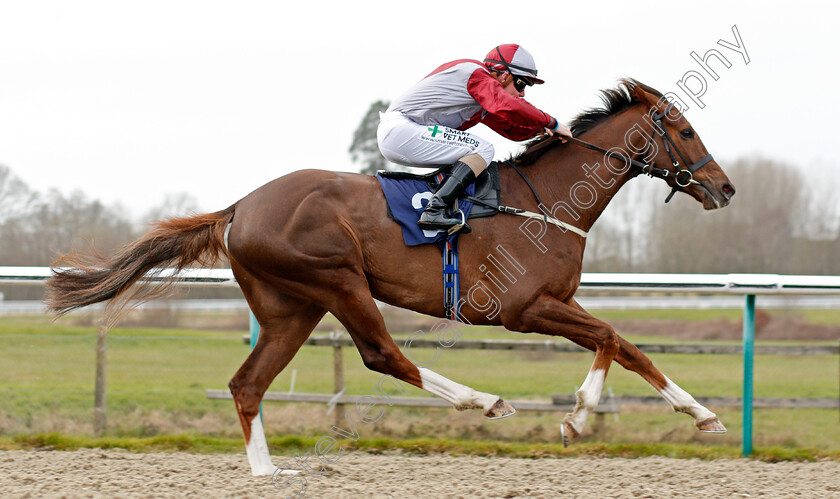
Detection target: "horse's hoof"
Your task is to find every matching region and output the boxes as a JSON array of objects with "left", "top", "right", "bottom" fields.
[
  {"left": 697, "top": 416, "right": 727, "bottom": 433},
  {"left": 561, "top": 421, "right": 580, "bottom": 447},
  {"left": 485, "top": 398, "right": 516, "bottom": 419},
  {"left": 252, "top": 465, "right": 279, "bottom": 477}
]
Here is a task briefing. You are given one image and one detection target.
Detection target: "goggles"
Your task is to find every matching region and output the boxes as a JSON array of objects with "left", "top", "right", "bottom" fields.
[{"left": 512, "top": 75, "right": 534, "bottom": 92}]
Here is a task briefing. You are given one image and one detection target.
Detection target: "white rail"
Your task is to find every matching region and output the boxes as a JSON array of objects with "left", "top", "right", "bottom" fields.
[
  {"left": 0, "top": 266, "right": 238, "bottom": 287},
  {"left": 3, "top": 267, "right": 840, "bottom": 294}
]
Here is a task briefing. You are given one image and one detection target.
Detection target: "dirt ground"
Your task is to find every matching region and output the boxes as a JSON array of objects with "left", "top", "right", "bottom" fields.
[{"left": 1, "top": 449, "right": 838, "bottom": 498}]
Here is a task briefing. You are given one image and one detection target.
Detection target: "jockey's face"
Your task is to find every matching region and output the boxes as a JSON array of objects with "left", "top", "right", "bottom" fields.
[{"left": 496, "top": 72, "right": 525, "bottom": 98}]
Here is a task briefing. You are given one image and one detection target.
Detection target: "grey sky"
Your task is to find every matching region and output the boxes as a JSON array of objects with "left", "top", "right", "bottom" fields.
[{"left": 1, "top": 0, "right": 838, "bottom": 216}]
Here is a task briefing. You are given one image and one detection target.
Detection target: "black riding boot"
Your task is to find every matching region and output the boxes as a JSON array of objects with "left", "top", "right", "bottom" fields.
[{"left": 418, "top": 161, "right": 476, "bottom": 234}]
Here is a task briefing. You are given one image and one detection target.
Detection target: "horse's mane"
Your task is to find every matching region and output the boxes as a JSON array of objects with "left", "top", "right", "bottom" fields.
[{"left": 515, "top": 78, "right": 663, "bottom": 167}]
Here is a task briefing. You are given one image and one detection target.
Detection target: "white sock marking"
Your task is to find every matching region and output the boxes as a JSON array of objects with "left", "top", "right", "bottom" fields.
[
  {"left": 659, "top": 376, "right": 716, "bottom": 422},
  {"left": 418, "top": 367, "right": 498, "bottom": 411},
  {"left": 567, "top": 368, "right": 606, "bottom": 433},
  {"left": 246, "top": 415, "right": 277, "bottom": 476}
]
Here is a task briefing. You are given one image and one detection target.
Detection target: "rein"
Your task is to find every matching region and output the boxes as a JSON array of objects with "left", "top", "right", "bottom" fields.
[
  {"left": 467, "top": 162, "right": 590, "bottom": 239},
  {"left": 480, "top": 102, "right": 715, "bottom": 237},
  {"left": 525, "top": 102, "right": 714, "bottom": 203}
]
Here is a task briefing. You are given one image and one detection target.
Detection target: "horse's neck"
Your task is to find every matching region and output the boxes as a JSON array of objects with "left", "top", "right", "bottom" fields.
[{"left": 530, "top": 110, "right": 642, "bottom": 232}]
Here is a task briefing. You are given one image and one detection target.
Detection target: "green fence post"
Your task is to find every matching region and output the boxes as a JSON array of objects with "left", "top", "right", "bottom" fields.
[
  {"left": 742, "top": 294, "right": 756, "bottom": 456},
  {"left": 249, "top": 311, "right": 259, "bottom": 349},
  {"left": 249, "top": 311, "right": 262, "bottom": 419}
]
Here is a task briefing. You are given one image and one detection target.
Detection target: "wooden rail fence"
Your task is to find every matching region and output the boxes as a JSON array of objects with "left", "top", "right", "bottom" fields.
[{"left": 209, "top": 333, "right": 839, "bottom": 426}]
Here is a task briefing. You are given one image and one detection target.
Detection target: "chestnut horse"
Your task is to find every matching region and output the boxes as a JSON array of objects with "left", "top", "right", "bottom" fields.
[{"left": 46, "top": 79, "right": 735, "bottom": 476}]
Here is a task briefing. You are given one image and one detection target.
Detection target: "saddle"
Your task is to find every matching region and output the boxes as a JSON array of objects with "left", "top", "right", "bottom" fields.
[
  {"left": 377, "top": 164, "right": 505, "bottom": 321},
  {"left": 377, "top": 162, "right": 502, "bottom": 219},
  {"left": 376, "top": 161, "right": 544, "bottom": 321}
]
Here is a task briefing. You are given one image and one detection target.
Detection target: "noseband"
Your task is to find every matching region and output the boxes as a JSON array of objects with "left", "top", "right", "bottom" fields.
[{"left": 561, "top": 102, "right": 714, "bottom": 203}]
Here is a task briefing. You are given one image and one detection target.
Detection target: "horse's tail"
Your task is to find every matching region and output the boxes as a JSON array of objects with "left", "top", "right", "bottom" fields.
[{"left": 45, "top": 204, "right": 236, "bottom": 326}]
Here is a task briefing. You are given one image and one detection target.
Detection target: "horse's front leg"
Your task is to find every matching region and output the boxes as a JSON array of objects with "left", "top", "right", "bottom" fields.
[
  {"left": 563, "top": 299, "right": 727, "bottom": 434},
  {"left": 516, "top": 295, "right": 620, "bottom": 445},
  {"left": 613, "top": 335, "right": 726, "bottom": 433}
]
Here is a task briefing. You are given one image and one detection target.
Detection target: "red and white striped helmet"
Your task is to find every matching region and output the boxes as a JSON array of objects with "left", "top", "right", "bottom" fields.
[{"left": 483, "top": 44, "right": 545, "bottom": 84}]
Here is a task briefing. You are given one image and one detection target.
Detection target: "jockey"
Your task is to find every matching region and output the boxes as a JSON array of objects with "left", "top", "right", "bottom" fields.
[{"left": 378, "top": 44, "right": 571, "bottom": 233}]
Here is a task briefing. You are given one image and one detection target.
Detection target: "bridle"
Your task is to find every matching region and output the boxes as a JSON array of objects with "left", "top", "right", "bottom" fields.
[
  {"left": 491, "top": 100, "right": 717, "bottom": 238},
  {"left": 561, "top": 101, "right": 714, "bottom": 203},
  {"left": 649, "top": 102, "right": 714, "bottom": 202}
]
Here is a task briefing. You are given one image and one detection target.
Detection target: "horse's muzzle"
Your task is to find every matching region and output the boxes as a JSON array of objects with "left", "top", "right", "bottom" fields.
[{"left": 699, "top": 181, "right": 736, "bottom": 210}]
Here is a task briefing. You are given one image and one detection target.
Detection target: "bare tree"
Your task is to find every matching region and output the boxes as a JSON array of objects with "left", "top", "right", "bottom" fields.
[
  {"left": 142, "top": 192, "right": 201, "bottom": 223},
  {"left": 0, "top": 189, "right": 135, "bottom": 266},
  {"left": 0, "top": 180, "right": 137, "bottom": 298},
  {"left": 647, "top": 157, "right": 810, "bottom": 273},
  {"left": 583, "top": 179, "right": 661, "bottom": 272},
  {"left": 584, "top": 157, "right": 838, "bottom": 275}
]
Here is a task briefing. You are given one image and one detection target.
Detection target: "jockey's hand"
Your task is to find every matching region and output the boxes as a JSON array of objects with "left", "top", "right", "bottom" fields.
[{"left": 544, "top": 122, "right": 572, "bottom": 142}]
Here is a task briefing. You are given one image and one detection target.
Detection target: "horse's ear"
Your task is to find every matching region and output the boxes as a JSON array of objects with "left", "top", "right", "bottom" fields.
[{"left": 633, "top": 84, "right": 656, "bottom": 106}]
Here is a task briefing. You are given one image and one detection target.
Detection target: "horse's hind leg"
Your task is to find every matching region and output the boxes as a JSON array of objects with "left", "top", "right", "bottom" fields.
[
  {"left": 227, "top": 285, "right": 326, "bottom": 476},
  {"left": 329, "top": 271, "right": 515, "bottom": 418}
]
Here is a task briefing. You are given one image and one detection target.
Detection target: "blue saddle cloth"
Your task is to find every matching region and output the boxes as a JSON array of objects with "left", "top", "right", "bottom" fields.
[{"left": 376, "top": 172, "right": 475, "bottom": 246}]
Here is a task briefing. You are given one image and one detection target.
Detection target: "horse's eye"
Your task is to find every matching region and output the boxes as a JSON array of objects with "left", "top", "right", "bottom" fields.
[{"left": 680, "top": 128, "right": 695, "bottom": 139}]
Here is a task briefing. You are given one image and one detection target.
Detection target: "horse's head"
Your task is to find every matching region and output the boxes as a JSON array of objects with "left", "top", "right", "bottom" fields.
[{"left": 632, "top": 82, "right": 736, "bottom": 209}]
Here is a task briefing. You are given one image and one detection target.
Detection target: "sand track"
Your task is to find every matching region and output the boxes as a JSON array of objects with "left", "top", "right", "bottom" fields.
[{"left": 1, "top": 449, "right": 839, "bottom": 498}]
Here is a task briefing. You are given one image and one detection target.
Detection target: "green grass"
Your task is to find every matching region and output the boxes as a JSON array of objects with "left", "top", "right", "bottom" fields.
[
  {"left": 793, "top": 308, "right": 840, "bottom": 326},
  {"left": 1, "top": 433, "right": 837, "bottom": 463},
  {"left": 0, "top": 315, "right": 837, "bottom": 456}
]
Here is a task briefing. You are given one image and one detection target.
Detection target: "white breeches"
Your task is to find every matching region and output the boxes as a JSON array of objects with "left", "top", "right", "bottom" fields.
[{"left": 377, "top": 111, "right": 495, "bottom": 169}]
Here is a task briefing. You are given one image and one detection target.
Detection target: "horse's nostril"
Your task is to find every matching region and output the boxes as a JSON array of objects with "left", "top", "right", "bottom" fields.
[{"left": 722, "top": 184, "right": 736, "bottom": 198}]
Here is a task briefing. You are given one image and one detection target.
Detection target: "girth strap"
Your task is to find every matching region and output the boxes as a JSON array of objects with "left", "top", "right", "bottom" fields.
[{"left": 441, "top": 239, "right": 460, "bottom": 320}]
